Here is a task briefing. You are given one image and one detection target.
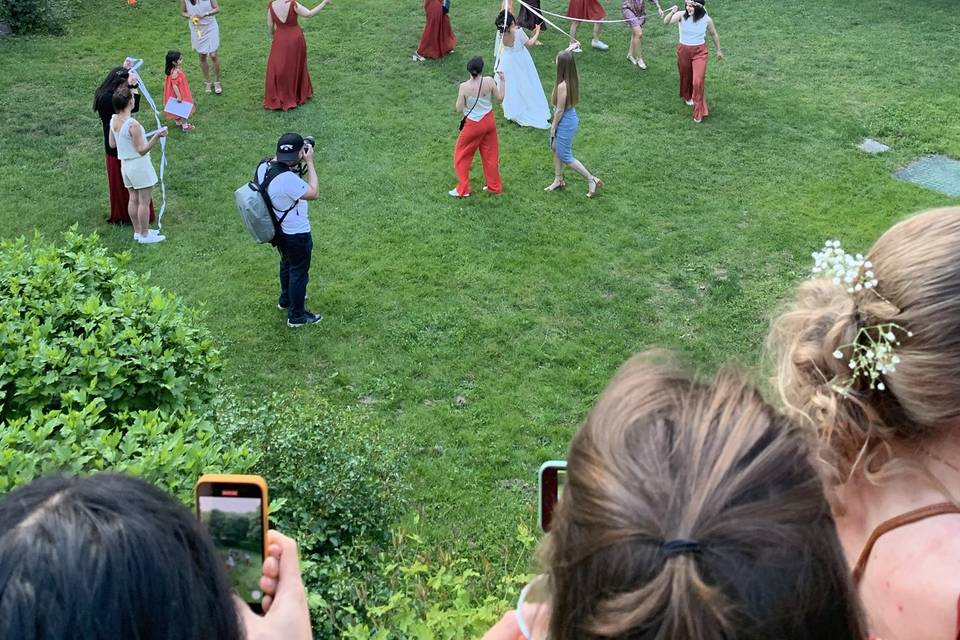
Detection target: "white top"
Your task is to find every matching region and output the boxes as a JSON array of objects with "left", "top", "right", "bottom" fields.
[
  {"left": 112, "top": 116, "right": 142, "bottom": 161},
  {"left": 678, "top": 14, "right": 708, "bottom": 46},
  {"left": 256, "top": 163, "right": 311, "bottom": 234},
  {"left": 463, "top": 92, "right": 493, "bottom": 122},
  {"left": 494, "top": 29, "right": 550, "bottom": 129}
]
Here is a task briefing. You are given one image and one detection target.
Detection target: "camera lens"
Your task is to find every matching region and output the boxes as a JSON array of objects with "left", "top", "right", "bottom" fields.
[{"left": 303, "top": 136, "right": 315, "bottom": 148}]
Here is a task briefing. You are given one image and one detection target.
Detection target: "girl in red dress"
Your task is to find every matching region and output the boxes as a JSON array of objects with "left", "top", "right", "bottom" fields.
[
  {"left": 163, "top": 50, "right": 196, "bottom": 131},
  {"left": 567, "top": 0, "right": 608, "bottom": 51},
  {"left": 264, "top": 0, "right": 330, "bottom": 111},
  {"left": 413, "top": 0, "right": 456, "bottom": 61}
]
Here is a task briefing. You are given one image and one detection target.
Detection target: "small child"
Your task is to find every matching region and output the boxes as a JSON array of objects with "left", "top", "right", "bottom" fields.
[{"left": 163, "top": 50, "right": 195, "bottom": 131}]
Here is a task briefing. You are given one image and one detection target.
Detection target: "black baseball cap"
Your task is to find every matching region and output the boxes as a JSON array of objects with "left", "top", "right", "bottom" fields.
[{"left": 276, "top": 133, "right": 304, "bottom": 163}]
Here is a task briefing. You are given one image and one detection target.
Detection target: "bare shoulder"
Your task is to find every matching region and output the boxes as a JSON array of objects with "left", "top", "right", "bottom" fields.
[{"left": 860, "top": 515, "right": 960, "bottom": 639}]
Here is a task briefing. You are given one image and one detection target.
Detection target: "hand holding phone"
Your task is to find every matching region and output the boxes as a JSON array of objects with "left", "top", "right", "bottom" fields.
[
  {"left": 236, "top": 530, "right": 312, "bottom": 640},
  {"left": 196, "top": 475, "right": 269, "bottom": 613}
]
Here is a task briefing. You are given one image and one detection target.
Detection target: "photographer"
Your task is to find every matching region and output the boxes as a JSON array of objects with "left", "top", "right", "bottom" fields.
[{"left": 257, "top": 133, "right": 321, "bottom": 327}]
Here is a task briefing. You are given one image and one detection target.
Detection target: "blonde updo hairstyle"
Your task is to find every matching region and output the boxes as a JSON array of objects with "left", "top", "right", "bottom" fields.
[
  {"left": 769, "top": 207, "right": 960, "bottom": 493},
  {"left": 541, "top": 352, "right": 866, "bottom": 640}
]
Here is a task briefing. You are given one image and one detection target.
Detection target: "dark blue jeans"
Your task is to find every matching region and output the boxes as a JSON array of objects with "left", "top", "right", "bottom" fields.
[{"left": 276, "top": 232, "right": 313, "bottom": 322}]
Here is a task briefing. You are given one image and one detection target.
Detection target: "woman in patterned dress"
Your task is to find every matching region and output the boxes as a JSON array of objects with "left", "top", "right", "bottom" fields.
[{"left": 622, "top": 0, "right": 663, "bottom": 69}]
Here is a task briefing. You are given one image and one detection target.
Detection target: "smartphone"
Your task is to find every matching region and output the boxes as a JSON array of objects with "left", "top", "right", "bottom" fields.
[
  {"left": 195, "top": 474, "right": 269, "bottom": 613},
  {"left": 538, "top": 460, "right": 567, "bottom": 532}
]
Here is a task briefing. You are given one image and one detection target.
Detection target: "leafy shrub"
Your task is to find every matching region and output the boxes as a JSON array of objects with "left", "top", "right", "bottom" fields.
[
  {"left": 0, "top": 399, "right": 256, "bottom": 502},
  {"left": 342, "top": 523, "right": 535, "bottom": 640},
  {"left": 215, "top": 392, "right": 408, "bottom": 635},
  {"left": 0, "top": 229, "right": 251, "bottom": 501},
  {"left": 0, "top": 229, "right": 222, "bottom": 425},
  {"left": 0, "top": 0, "right": 72, "bottom": 35}
]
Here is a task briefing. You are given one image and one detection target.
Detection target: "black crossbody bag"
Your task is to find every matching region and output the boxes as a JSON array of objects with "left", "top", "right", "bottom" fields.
[{"left": 459, "top": 80, "right": 484, "bottom": 131}]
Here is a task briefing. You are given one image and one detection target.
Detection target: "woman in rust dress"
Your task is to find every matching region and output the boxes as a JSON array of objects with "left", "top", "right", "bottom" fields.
[
  {"left": 413, "top": 0, "right": 456, "bottom": 61},
  {"left": 264, "top": 0, "right": 331, "bottom": 111}
]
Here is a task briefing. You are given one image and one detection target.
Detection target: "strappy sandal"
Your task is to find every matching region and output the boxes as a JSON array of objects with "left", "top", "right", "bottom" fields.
[
  {"left": 214, "top": 81, "right": 222, "bottom": 94},
  {"left": 544, "top": 177, "right": 566, "bottom": 192},
  {"left": 205, "top": 82, "right": 213, "bottom": 93},
  {"left": 587, "top": 176, "right": 603, "bottom": 198},
  {"left": 180, "top": 122, "right": 195, "bottom": 131}
]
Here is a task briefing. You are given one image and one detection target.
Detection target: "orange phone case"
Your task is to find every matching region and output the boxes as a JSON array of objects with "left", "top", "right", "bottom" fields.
[{"left": 195, "top": 474, "right": 269, "bottom": 561}]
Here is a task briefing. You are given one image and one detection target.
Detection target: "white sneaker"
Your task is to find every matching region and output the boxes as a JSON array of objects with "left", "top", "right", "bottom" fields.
[
  {"left": 572, "top": 45, "right": 583, "bottom": 53},
  {"left": 147, "top": 228, "right": 163, "bottom": 238},
  {"left": 448, "top": 188, "right": 469, "bottom": 198},
  {"left": 637, "top": 57, "right": 647, "bottom": 70},
  {"left": 591, "top": 39, "right": 609, "bottom": 51},
  {"left": 137, "top": 233, "right": 165, "bottom": 244},
  {"left": 685, "top": 99, "right": 695, "bottom": 106}
]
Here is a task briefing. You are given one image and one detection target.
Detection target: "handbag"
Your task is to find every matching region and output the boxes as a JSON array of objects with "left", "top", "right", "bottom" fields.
[
  {"left": 442, "top": 0, "right": 450, "bottom": 13},
  {"left": 459, "top": 80, "right": 484, "bottom": 131}
]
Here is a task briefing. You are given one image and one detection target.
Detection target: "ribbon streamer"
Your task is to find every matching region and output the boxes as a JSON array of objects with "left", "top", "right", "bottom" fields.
[
  {"left": 493, "top": 0, "right": 509, "bottom": 71},
  {"left": 128, "top": 57, "right": 167, "bottom": 230},
  {"left": 513, "top": 0, "right": 578, "bottom": 40},
  {"left": 520, "top": 0, "right": 648, "bottom": 24}
]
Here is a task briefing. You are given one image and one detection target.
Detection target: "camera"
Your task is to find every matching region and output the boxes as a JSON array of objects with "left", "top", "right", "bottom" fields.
[{"left": 303, "top": 136, "right": 315, "bottom": 150}]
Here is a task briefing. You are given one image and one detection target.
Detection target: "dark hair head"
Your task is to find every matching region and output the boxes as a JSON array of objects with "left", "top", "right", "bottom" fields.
[
  {"left": 0, "top": 474, "right": 244, "bottom": 640},
  {"left": 467, "top": 56, "right": 484, "bottom": 77},
  {"left": 112, "top": 85, "right": 134, "bottom": 112},
  {"left": 551, "top": 51, "right": 579, "bottom": 107},
  {"left": 542, "top": 352, "right": 867, "bottom": 640},
  {"left": 684, "top": 0, "right": 707, "bottom": 21},
  {"left": 165, "top": 50, "right": 182, "bottom": 76},
  {"left": 94, "top": 66, "right": 130, "bottom": 112},
  {"left": 495, "top": 9, "right": 515, "bottom": 32}
]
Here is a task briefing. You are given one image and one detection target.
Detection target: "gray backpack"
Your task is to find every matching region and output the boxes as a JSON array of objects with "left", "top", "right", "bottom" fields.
[{"left": 235, "top": 160, "right": 298, "bottom": 245}]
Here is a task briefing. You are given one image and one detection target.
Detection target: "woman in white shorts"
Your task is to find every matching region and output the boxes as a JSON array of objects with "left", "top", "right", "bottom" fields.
[{"left": 109, "top": 86, "right": 167, "bottom": 244}]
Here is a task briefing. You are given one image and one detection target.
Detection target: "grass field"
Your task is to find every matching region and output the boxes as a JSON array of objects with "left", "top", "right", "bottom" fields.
[{"left": 1, "top": 0, "right": 958, "bottom": 568}]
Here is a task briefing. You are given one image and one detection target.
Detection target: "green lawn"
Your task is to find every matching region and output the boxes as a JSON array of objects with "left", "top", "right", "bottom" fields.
[{"left": 1, "top": 0, "right": 958, "bottom": 568}]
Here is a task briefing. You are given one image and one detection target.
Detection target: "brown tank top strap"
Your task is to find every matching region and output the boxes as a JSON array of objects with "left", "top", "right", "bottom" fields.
[{"left": 853, "top": 502, "right": 960, "bottom": 584}]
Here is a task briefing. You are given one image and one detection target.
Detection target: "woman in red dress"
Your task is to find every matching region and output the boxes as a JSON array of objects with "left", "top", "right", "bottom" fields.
[
  {"left": 413, "top": 0, "right": 456, "bottom": 61},
  {"left": 567, "top": 0, "right": 608, "bottom": 51},
  {"left": 264, "top": 0, "right": 331, "bottom": 111}
]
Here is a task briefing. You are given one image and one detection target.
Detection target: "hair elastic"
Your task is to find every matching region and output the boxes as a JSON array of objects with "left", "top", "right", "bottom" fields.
[{"left": 661, "top": 539, "right": 702, "bottom": 558}]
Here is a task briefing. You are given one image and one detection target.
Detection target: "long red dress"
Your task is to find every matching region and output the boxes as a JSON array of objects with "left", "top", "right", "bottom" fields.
[
  {"left": 264, "top": 0, "right": 313, "bottom": 111},
  {"left": 566, "top": 0, "right": 606, "bottom": 20},
  {"left": 416, "top": 0, "right": 456, "bottom": 59}
]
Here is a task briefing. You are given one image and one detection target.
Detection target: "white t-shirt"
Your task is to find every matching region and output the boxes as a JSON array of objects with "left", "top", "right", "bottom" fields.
[{"left": 255, "top": 163, "right": 311, "bottom": 234}]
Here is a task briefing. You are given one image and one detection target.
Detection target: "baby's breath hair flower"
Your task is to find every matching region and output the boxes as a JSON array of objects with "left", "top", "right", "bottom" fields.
[
  {"left": 811, "top": 240, "right": 878, "bottom": 294},
  {"left": 832, "top": 323, "right": 910, "bottom": 394}
]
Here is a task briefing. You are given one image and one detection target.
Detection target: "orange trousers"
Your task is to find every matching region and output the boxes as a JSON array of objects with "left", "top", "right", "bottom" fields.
[
  {"left": 677, "top": 43, "right": 709, "bottom": 121},
  {"left": 453, "top": 111, "right": 502, "bottom": 196}
]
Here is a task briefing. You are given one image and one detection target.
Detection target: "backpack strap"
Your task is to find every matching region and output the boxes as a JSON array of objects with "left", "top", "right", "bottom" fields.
[{"left": 255, "top": 159, "right": 300, "bottom": 230}]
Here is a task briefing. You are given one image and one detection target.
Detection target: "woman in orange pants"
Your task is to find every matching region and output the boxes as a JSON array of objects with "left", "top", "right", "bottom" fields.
[
  {"left": 451, "top": 57, "right": 505, "bottom": 197},
  {"left": 664, "top": 0, "right": 722, "bottom": 123}
]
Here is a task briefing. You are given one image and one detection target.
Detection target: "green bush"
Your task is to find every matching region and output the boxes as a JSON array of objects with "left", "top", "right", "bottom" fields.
[
  {"left": 0, "top": 229, "right": 251, "bottom": 501},
  {"left": 341, "top": 523, "right": 535, "bottom": 640},
  {"left": 215, "top": 392, "right": 408, "bottom": 635},
  {"left": 0, "top": 0, "right": 72, "bottom": 35},
  {"left": 0, "top": 399, "right": 256, "bottom": 502},
  {"left": 0, "top": 229, "right": 222, "bottom": 425}
]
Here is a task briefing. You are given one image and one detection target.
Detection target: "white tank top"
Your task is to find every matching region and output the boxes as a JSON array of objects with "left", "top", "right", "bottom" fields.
[
  {"left": 463, "top": 82, "right": 492, "bottom": 122},
  {"left": 112, "top": 116, "right": 142, "bottom": 161},
  {"left": 678, "top": 14, "right": 708, "bottom": 46}
]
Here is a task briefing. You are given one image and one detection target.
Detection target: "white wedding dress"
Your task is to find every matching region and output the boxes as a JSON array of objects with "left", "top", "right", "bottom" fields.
[{"left": 494, "top": 28, "right": 550, "bottom": 129}]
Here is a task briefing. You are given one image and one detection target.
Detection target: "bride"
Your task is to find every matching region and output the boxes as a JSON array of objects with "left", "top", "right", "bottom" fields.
[{"left": 494, "top": 10, "right": 551, "bottom": 129}]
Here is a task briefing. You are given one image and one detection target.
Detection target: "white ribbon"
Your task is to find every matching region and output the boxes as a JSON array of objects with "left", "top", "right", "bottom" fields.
[
  {"left": 519, "top": 0, "right": 646, "bottom": 24},
  {"left": 513, "top": 0, "right": 578, "bottom": 39},
  {"left": 128, "top": 57, "right": 168, "bottom": 230}
]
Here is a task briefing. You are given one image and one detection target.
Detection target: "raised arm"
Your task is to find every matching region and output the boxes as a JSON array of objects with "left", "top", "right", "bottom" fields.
[
  {"left": 707, "top": 17, "right": 723, "bottom": 59},
  {"left": 664, "top": 5, "right": 682, "bottom": 24},
  {"left": 524, "top": 23, "right": 542, "bottom": 47},
  {"left": 492, "top": 73, "right": 505, "bottom": 103},
  {"left": 131, "top": 121, "right": 167, "bottom": 156},
  {"left": 296, "top": 0, "right": 331, "bottom": 18}
]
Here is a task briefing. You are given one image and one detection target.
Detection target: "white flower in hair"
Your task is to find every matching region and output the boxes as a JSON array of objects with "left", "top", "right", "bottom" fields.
[
  {"left": 811, "top": 240, "right": 879, "bottom": 294},
  {"left": 832, "top": 323, "right": 911, "bottom": 393}
]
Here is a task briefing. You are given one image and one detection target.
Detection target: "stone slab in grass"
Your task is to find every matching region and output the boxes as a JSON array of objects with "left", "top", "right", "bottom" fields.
[
  {"left": 894, "top": 155, "right": 960, "bottom": 197},
  {"left": 858, "top": 138, "right": 890, "bottom": 153}
]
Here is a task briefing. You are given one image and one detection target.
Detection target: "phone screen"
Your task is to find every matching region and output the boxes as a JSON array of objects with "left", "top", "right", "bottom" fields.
[
  {"left": 197, "top": 485, "right": 265, "bottom": 609},
  {"left": 539, "top": 462, "right": 567, "bottom": 532}
]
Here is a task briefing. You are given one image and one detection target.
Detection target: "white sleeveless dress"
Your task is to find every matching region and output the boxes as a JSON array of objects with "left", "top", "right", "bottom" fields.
[
  {"left": 185, "top": 0, "right": 221, "bottom": 54},
  {"left": 494, "top": 29, "right": 550, "bottom": 129}
]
